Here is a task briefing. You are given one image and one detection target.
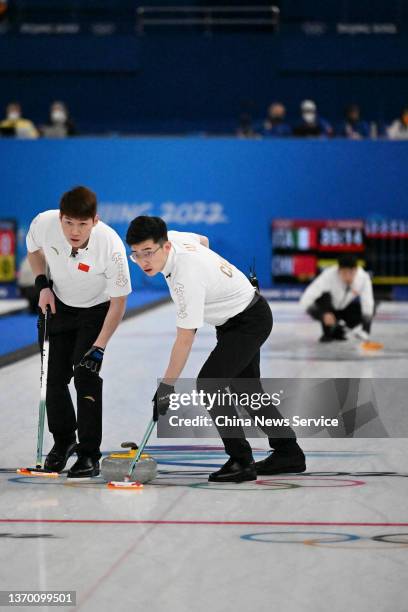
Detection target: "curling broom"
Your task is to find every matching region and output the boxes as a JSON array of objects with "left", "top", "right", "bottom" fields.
[{"left": 17, "top": 309, "right": 59, "bottom": 478}]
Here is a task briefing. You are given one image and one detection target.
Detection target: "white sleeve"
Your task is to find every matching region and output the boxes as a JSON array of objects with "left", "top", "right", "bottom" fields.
[
  {"left": 171, "top": 260, "right": 205, "bottom": 329},
  {"left": 300, "top": 270, "right": 330, "bottom": 311},
  {"left": 105, "top": 235, "right": 132, "bottom": 298},
  {"left": 26, "top": 214, "right": 44, "bottom": 252},
  {"left": 360, "top": 274, "right": 374, "bottom": 317}
]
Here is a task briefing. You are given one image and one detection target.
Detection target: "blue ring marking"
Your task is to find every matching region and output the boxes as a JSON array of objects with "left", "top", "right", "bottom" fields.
[
  {"left": 8, "top": 476, "right": 60, "bottom": 486},
  {"left": 240, "top": 531, "right": 360, "bottom": 544}
]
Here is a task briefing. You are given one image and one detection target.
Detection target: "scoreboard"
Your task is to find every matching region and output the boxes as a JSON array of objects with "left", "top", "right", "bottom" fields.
[
  {"left": 0, "top": 220, "right": 17, "bottom": 283},
  {"left": 272, "top": 219, "right": 408, "bottom": 286},
  {"left": 365, "top": 220, "right": 408, "bottom": 284}
]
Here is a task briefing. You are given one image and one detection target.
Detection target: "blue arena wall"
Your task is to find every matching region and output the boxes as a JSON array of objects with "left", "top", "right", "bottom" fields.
[{"left": 1, "top": 138, "right": 406, "bottom": 289}]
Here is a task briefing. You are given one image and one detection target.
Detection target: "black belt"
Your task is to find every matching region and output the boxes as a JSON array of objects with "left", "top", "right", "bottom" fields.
[
  {"left": 243, "top": 291, "right": 261, "bottom": 312},
  {"left": 216, "top": 292, "right": 261, "bottom": 330}
]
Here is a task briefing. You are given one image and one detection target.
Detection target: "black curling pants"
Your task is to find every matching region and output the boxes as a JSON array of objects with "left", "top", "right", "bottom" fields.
[
  {"left": 307, "top": 292, "right": 372, "bottom": 335},
  {"left": 38, "top": 297, "right": 109, "bottom": 460},
  {"left": 197, "top": 296, "right": 297, "bottom": 463}
]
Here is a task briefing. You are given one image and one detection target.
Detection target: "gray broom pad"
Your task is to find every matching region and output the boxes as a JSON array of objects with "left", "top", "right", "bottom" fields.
[{"left": 101, "top": 455, "right": 157, "bottom": 483}]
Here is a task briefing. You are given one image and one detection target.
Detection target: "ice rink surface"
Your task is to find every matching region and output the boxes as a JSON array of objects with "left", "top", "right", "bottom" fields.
[{"left": 1, "top": 301, "right": 407, "bottom": 612}]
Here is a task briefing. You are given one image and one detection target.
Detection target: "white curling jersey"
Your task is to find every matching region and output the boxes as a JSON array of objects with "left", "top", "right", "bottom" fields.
[
  {"left": 161, "top": 231, "right": 255, "bottom": 329},
  {"left": 26, "top": 210, "right": 131, "bottom": 308},
  {"left": 300, "top": 264, "right": 374, "bottom": 317}
]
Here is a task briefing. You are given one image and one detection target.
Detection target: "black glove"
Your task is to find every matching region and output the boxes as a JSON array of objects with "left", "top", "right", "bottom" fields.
[
  {"left": 78, "top": 346, "right": 105, "bottom": 373},
  {"left": 153, "top": 382, "right": 175, "bottom": 422}
]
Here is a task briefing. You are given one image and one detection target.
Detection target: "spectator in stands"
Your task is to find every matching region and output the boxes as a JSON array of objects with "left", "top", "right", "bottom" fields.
[
  {"left": 0, "top": 102, "right": 39, "bottom": 139},
  {"left": 340, "top": 104, "right": 370, "bottom": 139},
  {"left": 0, "top": 0, "right": 8, "bottom": 19},
  {"left": 387, "top": 107, "right": 408, "bottom": 140},
  {"left": 40, "top": 101, "right": 77, "bottom": 138},
  {"left": 236, "top": 113, "right": 259, "bottom": 139},
  {"left": 262, "top": 102, "right": 292, "bottom": 137},
  {"left": 18, "top": 256, "right": 37, "bottom": 314},
  {"left": 293, "top": 99, "right": 333, "bottom": 138}
]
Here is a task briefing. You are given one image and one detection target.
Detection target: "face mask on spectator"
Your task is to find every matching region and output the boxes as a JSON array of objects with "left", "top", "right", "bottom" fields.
[
  {"left": 51, "top": 109, "right": 67, "bottom": 124},
  {"left": 302, "top": 110, "right": 316, "bottom": 125},
  {"left": 7, "top": 110, "right": 20, "bottom": 121}
]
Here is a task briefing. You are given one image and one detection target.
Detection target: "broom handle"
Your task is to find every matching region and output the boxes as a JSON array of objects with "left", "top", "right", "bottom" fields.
[
  {"left": 36, "top": 309, "right": 50, "bottom": 467},
  {"left": 127, "top": 418, "right": 156, "bottom": 477}
]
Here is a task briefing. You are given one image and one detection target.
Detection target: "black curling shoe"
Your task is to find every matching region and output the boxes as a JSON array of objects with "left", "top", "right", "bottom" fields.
[
  {"left": 67, "top": 456, "right": 100, "bottom": 479},
  {"left": 44, "top": 440, "right": 77, "bottom": 473},
  {"left": 208, "top": 458, "right": 257, "bottom": 483},
  {"left": 255, "top": 450, "right": 306, "bottom": 475},
  {"left": 319, "top": 324, "right": 347, "bottom": 343}
]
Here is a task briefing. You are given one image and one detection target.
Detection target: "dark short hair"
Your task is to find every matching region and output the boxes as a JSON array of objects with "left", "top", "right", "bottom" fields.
[
  {"left": 338, "top": 253, "right": 358, "bottom": 269},
  {"left": 126, "top": 216, "right": 168, "bottom": 245},
  {"left": 60, "top": 186, "right": 97, "bottom": 219},
  {"left": 7, "top": 101, "right": 21, "bottom": 110}
]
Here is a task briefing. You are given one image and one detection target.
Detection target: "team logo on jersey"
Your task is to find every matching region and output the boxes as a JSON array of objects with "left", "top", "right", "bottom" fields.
[
  {"left": 116, "top": 276, "right": 129, "bottom": 287},
  {"left": 112, "top": 251, "right": 129, "bottom": 287},
  {"left": 51, "top": 246, "right": 59, "bottom": 255},
  {"left": 112, "top": 252, "right": 122, "bottom": 264},
  {"left": 174, "top": 282, "right": 188, "bottom": 319},
  {"left": 78, "top": 263, "right": 90, "bottom": 272}
]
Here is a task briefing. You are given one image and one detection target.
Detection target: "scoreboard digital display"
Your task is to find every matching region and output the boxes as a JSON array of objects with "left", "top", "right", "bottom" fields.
[
  {"left": 365, "top": 220, "right": 408, "bottom": 284},
  {"left": 272, "top": 219, "right": 408, "bottom": 286},
  {"left": 0, "top": 220, "right": 17, "bottom": 283}
]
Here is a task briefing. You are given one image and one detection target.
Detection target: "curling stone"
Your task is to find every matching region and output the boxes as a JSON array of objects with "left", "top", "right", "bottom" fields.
[{"left": 101, "top": 445, "right": 157, "bottom": 483}]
